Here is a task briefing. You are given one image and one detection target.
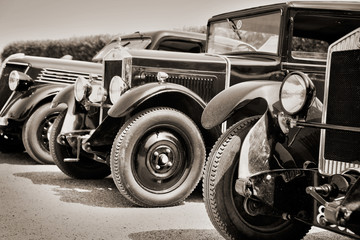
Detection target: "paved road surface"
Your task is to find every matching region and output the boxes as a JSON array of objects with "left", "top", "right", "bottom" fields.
[{"left": 0, "top": 152, "right": 353, "bottom": 240}]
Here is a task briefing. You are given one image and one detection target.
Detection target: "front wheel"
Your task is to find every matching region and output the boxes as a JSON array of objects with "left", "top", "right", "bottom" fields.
[
  {"left": 49, "top": 110, "right": 110, "bottom": 179},
  {"left": 22, "top": 102, "right": 65, "bottom": 164},
  {"left": 203, "top": 116, "right": 310, "bottom": 240},
  {"left": 110, "top": 107, "right": 205, "bottom": 207}
]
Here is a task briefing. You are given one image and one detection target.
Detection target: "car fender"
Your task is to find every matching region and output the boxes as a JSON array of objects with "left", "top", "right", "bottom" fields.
[
  {"left": 2, "top": 84, "right": 67, "bottom": 121},
  {"left": 51, "top": 85, "right": 75, "bottom": 110},
  {"left": 201, "top": 80, "right": 282, "bottom": 129},
  {"left": 108, "top": 82, "right": 206, "bottom": 118},
  {"left": 50, "top": 84, "right": 87, "bottom": 134}
]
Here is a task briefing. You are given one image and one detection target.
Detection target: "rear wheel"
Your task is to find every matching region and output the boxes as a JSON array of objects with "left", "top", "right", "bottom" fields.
[
  {"left": 110, "top": 107, "right": 205, "bottom": 207},
  {"left": 22, "top": 102, "right": 65, "bottom": 164},
  {"left": 203, "top": 116, "right": 310, "bottom": 240},
  {"left": 49, "top": 110, "right": 110, "bottom": 179}
]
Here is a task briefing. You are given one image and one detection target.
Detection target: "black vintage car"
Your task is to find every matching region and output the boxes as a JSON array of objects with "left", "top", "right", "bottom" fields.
[
  {"left": 201, "top": 27, "right": 360, "bottom": 240},
  {"left": 0, "top": 30, "right": 205, "bottom": 164},
  {"left": 50, "top": 1, "right": 360, "bottom": 207}
]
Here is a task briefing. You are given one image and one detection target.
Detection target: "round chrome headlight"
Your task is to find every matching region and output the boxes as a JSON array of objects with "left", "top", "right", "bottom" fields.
[
  {"left": 109, "top": 76, "right": 128, "bottom": 104},
  {"left": 280, "top": 72, "right": 315, "bottom": 115},
  {"left": 74, "top": 76, "right": 89, "bottom": 102},
  {"left": 9, "top": 71, "right": 20, "bottom": 91},
  {"left": 89, "top": 84, "right": 107, "bottom": 103}
]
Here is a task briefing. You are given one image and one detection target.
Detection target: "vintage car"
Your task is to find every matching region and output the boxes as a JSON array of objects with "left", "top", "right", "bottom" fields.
[
  {"left": 201, "top": 27, "right": 360, "bottom": 239},
  {"left": 0, "top": 30, "right": 206, "bottom": 164},
  {"left": 49, "top": 1, "right": 360, "bottom": 207}
]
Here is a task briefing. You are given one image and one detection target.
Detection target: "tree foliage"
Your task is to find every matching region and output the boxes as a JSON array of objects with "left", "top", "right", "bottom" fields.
[
  {"left": 1, "top": 26, "right": 206, "bottom": 62},
  {"left": 1, "top": 34, "right": 113, "bottom": 62}
]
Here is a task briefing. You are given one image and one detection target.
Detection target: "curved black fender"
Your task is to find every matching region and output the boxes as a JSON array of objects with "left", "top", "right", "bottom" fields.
[
  {"left": 1, "top": 84, "right": 66, "bottom": 122},
  {"left": 108, "top": 82, "right": 207, "bottom": 118},
  {"left": 201, "top": 80, "right": 282, "bottom": 129},
  {"left": 51, "top": 84, "right": 75, "bottom": 111},
  {"left": 86, "top": 82, "right": 211, "bottom": 148},
  {"left": 50, "top": 84, "right": 84, "bottom": 134}
]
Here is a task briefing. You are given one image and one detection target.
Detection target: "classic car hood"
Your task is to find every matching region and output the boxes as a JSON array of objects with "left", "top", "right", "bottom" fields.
[
  {"left": 125, "top": 49, "right": 279, "bottom": 72},
  {"left": 6, "top": 54, "right": 102, "bottom": 75}
]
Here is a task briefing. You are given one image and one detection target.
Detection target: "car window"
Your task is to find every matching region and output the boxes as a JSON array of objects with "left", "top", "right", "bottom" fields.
[
  {"left": 291, "top": 12, "right": 360, "bottom": 61},
  {"left": 158, "top": 40, "right": 203, "bottom": 53},
  {"left": 207, "top": 11, "right": 281, "bottom": 55},
  {"left": 291, "top": 37, "right": 328, "bottom": 60}
]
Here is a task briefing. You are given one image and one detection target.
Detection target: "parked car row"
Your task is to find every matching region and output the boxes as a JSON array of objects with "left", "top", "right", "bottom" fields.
[
  {"left": 0, "top": 30, "right": 206, "bottom": 164},
  {"left": 1, "top": 1, "right": 360, "bottom": 239}
]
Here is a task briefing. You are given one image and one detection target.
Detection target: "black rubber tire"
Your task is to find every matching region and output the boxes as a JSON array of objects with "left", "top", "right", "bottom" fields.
[
  {"left": 49, "top": 110, "right": 110, "bottom": 179},
  {"left": 110, "top": 107, "right": 205, "bottom": 207},
  {"left": 203, "top": 116, "right": 311, "bottom": 240},
  {"left": 22, "top": 102, "right": 65, "bottom": 164}
]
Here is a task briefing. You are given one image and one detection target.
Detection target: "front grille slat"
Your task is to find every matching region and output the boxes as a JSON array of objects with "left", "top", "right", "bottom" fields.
[
  {"left": 325, "top": 50, "right": 360, "bottom": 164},
  {"left": 320, "top": 28, "right": 360, "bottom": 175},
  {"left": 135, "top": 72, "right": 215, "bottom": 103},
  {"left": 36, "top": 68, "right": 102, "bottom": 84}
]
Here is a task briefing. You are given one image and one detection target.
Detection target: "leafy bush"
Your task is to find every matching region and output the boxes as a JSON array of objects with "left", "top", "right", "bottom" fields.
[
  {"left": 1, "top": 27, "right": 206, "bottom": 62},
  {"left": 1, "top": 34, "right": 113, "bottom": 62}
]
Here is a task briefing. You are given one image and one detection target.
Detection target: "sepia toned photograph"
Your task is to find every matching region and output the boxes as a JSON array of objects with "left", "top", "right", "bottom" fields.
[{"left": 0, "top": 0, "right": 359, "bottom": 239}]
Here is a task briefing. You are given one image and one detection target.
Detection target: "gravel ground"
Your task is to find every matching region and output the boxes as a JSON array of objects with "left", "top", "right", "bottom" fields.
[{"left": 0, "top": 151, "right": 353, "bottom": 240}]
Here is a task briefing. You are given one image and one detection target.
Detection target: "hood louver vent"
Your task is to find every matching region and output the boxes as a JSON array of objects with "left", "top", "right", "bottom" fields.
[{"left": 36, "top": 68, "right": 102, "bottom": 85}]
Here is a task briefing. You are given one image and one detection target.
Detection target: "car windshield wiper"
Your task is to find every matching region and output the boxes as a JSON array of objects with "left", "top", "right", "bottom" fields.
[{"left": 227, "top": 18, "right": 242, "bottom": 40}]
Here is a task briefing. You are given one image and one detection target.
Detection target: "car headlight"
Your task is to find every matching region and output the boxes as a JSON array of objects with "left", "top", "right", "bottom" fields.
[
  {"left": 88, "top": 84, "right": 107, "bottom": 103},
  {"left": 8, "top": 71, "right": 20, "bottom": 91},
  {"left": 8, "top": 70, "right": 33, "bottom": 91},
  {"left": 74, "top": 76, "right": 90, "bottom": 102},
  {"left": 280, "top": 72, "right": 315, "bottom": 115},
  {"left": 109, "top": 76, "right": 128, "bottom": 104}
]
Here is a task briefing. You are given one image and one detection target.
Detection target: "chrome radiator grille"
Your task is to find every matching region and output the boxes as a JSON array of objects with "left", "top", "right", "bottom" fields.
[
  {"left": 320, "top": 28, "right": 360, "bottom": 175},
  {"left": 36, "top": 68, "right": 102, "bottom": 85},
  {"left": 139, "top": 73, "right": 215, "bottom": 103}
]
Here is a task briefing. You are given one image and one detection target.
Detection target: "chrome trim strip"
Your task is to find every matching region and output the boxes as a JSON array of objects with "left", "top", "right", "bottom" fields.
[
  {"left": 6, "top": 61, "right": 28, "bottom": 66},
  {"left": 322, "top": 159, "right": 360, "bottom": 175},
  {"left": 35, "top": 77, "right": 76, "bottom": 84},
  {"left": 205, "top": 53, "right": 231, "bottom": 89},
  {"left": 41, "top": 67, "right": 98, "bottom": 76},
  {"left": 36, "top": 68, "right": 102, "bottom": 85},
  {"left": 281, "top": 62, "right": 326, "bottom": 69},
  {"left": 0, "top": 92, "right": 16, "bottom": 116},
  {"left": 206, "top": 54, "right": 231, "bottom": 132},
  {"left": 34, "top": 80, "right": 71, "bottom": 85}
]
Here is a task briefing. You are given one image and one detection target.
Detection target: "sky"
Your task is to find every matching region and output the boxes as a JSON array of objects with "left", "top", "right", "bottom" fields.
[{"left": 0, "top": 0, "right": 334, "bottom": 52}]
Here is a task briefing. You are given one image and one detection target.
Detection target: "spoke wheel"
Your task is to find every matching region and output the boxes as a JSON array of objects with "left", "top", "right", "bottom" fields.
[
  {"left": 203, "top": 116, "right": 310, "bottom": 240},
  {"left": 111, "top": 107, "right": 205, "bottom": 207}
]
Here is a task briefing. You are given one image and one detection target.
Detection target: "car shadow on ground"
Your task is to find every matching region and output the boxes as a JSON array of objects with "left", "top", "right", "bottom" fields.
[
  {"left": 13, "top": 170, "right": 204, "bottom": 208},
  {"left": 129, "top": 229, "right": 352, "bottom": 240},
  {"left": 129, "top": 229, "right": 222, "bottom": 240}
]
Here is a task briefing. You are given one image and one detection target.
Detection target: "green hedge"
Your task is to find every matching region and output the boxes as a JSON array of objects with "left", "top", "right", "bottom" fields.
[{"left": 1, "top": 34, "right": 113, "bottom": 62}]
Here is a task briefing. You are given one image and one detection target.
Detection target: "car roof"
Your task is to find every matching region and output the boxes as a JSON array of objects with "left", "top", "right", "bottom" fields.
[
  {"left": 113, "top": 30, "right": 206, "bottom": 42},
  {"left": 209, "top": 1, "right": 360, "bottom": 22}
]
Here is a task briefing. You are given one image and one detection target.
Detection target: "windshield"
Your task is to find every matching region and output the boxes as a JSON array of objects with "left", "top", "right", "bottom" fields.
[
  {"left": 207, "top": 11, "right": 281, "bottom": 55},
  {"left": 92, "top": 38, "right": 151, "bottom": 62}
]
